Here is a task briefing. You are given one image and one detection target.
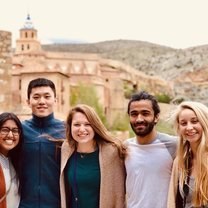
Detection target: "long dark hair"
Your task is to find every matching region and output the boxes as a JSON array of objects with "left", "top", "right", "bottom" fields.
[{"left": 0, "top": 112, "right": 23, "bottom": 179}]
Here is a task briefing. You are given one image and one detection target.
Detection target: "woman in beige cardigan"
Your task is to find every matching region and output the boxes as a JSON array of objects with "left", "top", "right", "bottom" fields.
[
  {"left": 167, "top": 101, "right": 208, "bottom": 208},
  {"left": 60, "top": 104, "right": 126, "bottom": 208}
]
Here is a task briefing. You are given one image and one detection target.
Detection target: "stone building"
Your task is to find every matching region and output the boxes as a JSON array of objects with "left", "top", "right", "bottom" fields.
[
  {"left": 0, "top": 30, "right": 12, "bottom": 112},
  {"left": 3, "top": 15, "right": 173, "bottom": 124}
]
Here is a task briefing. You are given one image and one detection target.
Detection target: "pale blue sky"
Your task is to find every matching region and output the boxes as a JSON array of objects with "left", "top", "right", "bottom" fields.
[{"left": 1, "top": 0, "right": 208, "bottom": 49}]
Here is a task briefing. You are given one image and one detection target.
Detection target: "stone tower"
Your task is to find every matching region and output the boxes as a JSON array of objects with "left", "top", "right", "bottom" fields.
[
  {"left": 15, "top": 14, "right": 41, "bottom": 53},
  {"left": 12, "top": 15, "right": 70, "bottom": 120},
  {"left": 0, "top": 30, "right": 12, "bottom": 112}
]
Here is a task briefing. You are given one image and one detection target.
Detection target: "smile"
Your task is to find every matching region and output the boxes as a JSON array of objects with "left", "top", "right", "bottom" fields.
[
  {"left": 4, "top": 139, "right": 15, "bottom": 145},
  {"left": 186, "top": 132, "right": 197, "bottom": 136}
]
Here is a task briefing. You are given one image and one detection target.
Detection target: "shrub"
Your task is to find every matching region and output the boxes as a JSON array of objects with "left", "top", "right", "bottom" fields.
[
  {"left": 155, "top": 93, "right": 172, "bottom": 104},
  {"left": 70, "top": 83, "right": 107, "bottom": 125},
  {"left": 110, "top": 113, "right": 129, "bottom": 131}
]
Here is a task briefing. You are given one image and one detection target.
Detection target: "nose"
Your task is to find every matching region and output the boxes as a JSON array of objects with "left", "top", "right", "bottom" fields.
[
  {"left": 186, "top": 122, "right": 193, "bottom": 130},
  {"left": 39, "top": 97, "right": 46, "bottom": 104},
  {"left": 79, "top": 124, "right": 86, "bottom": 131},
  {"left": 7, "top": 130, "right": 13, "bottom": 137},
  {"left": 136, "top": 114, "right": 144, "bottom": 122}
]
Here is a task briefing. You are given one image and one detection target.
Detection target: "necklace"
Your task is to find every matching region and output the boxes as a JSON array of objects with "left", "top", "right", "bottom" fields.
[
  {"left": 77, "top": 145, "right": 98, "bottom": 159},
  {"left": 80, "top": 153, "right": 86, "bottom": 159},
  {"left": 79, "top": 152, "right": 92, "bottom": 159}
]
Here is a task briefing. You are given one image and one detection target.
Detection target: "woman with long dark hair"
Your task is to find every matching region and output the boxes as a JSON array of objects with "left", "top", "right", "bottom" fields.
[{"left": 0, "top": 112, "right": 23, "bottom": 208}]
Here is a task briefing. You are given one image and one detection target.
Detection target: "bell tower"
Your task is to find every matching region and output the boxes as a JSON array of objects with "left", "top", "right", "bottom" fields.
[{"left": 15, "top": 14, "right": 41, "bottom": 53}]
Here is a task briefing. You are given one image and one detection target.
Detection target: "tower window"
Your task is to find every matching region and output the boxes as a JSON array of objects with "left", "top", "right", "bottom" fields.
[
  {"left": 22, "top": 44, "right": 24, "bottom": 51},
  {"left": 25, "top": 32, "right": 27, "bottom": 38},
  {"left": 32, "top": 32, "right": 34, "bottom": 38},
  {"left": 19, "top": 79, "right": 21, "bottom": 90},
  {"left": 27, "top": 44, "right": 30, "bottom": 50}
]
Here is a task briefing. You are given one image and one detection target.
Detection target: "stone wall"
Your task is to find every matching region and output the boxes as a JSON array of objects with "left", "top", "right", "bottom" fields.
[{"left": 0, "top": 30, "right": 12, "bottom": 112}]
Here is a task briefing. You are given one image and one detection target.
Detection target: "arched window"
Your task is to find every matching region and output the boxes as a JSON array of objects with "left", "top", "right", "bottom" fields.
[
  {"left": 25, "top": 32, "right": 27, "bottom": 38},
  {"left": 27, "top": 44, "right": 30, "bottom": 50},
  {"left": 22, "top": 44, "right": 24, "bottom": 51}
]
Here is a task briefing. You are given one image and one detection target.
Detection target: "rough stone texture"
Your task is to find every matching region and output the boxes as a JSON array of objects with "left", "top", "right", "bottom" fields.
[
  {"left": 12, "top": 24, "right": 173, "bottom": 123},
  {"left": 117, "top": 46, "right": 208, "bottom": 103},
  {"left": 173, "top": 66, "right": 208, "bottom": 105},
  {"left": 0, "top": 30, "right": 12, "bottom": 113},
  {"left": 2, "top": 16, "right": 177, "bottom": 124},
  {"left": 45, "top": 40, "right": 208, "bottom": 105}
]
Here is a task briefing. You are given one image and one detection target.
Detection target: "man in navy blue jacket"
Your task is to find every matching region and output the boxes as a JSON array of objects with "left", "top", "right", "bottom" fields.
[{"left": 19, "top": 78, "right": 65, "bottom": 208}]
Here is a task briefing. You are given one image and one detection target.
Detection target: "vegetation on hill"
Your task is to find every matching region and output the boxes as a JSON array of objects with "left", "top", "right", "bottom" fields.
[
  {"left": 42, "top": 40, "right": 208, "bottom": 80},
  {"left": 43, "top": 39, "right": 208, "bottom": 104}
]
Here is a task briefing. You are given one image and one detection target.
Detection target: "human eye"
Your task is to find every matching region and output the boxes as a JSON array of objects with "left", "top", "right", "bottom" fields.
[
  {"left": 142, "top": 112, "right": 149, "bottom": 116},
  {"left": 12, "top": 128, "right": 20, "bottom": 135},
  {"left": 179, "top": 121, "right": 187, "bottom": 126},
  {"left": 0, "top": 127, "right": 9, "bottom": 134},
  {"left": 85, "top": 123, "right": 91, "bottom": 126},
  {"left": 73, "top": 123, "right": 80, "bottom": 127},
  {"left": 33, "top": 95, "right": 40, "bottom": 100},
  {"left": 191, "top": 118, "right": 199, "bottom": 124},
  {"left": 130, "top": 112, "right": 138, "bottom": 117},
  {"left": 45, "top": 94, "right": 51, "bottom": 99}
]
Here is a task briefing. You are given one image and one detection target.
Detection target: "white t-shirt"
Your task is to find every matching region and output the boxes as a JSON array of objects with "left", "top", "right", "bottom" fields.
[
  {"left": 125, "top": 132, "right": 177, "bottom": 208},
  {"left": 0, "top": 153, "right": 20, "bottom": 208}
]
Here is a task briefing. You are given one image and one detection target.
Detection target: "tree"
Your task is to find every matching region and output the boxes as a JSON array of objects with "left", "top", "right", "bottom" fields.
[{"left": 70, "top": 83, "right": 107, "bottom": 125}]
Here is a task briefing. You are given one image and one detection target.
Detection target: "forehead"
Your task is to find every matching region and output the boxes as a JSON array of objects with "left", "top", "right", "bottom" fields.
[
  {"left": 30, "top": 86, "right": 55, "bottom": 96},
  {"left": 72, "top": 112, "right": 88, "bottom": 121},
  {"left": 129, "top": 100, "right": 153, "bottom": 113},
  {"left": 2, "top": 119, "right": 17, "bottom": 127},
  {"left": 178, "top": 108, "right": 197, "bottom": 120}
]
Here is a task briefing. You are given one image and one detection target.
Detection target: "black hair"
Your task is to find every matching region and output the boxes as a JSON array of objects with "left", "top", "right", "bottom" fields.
[
  {"left": 127, "top": 91, "right": 160, "bottom": 116},
  {"left": 0, "top": 112, "right": 23, "bottom": 183},
  {"left": 27, "top": 78, "right": 56, "bottom": 99}
]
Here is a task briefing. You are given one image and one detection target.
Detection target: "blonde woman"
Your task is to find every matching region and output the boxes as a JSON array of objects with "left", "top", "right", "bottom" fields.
[
  {"left": 60, "top": 104, "right": 126, "bottom": 208},
  {"left": 168, "top": 101, "right": 208, "bottom": 208}
]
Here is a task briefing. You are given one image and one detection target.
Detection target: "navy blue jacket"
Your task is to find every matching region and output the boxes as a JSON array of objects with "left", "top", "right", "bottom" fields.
[{"left": 19, "top": 113, "right": 65, "bottom": 208}]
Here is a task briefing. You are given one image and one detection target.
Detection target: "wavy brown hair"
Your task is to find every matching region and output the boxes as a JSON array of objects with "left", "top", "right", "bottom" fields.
[{"left": 66, "top": 104, "right": 126, "bottom": 158}]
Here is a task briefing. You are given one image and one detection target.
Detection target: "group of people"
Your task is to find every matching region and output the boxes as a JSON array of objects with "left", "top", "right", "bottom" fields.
[{"left": 0, "top": 77, "right": 207, "bottom": 208}]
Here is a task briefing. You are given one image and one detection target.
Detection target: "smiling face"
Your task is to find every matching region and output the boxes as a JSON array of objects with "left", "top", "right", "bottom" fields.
[
  {"left": 178, "top": 108, "right": 202, "bottom": 146},
  {"left": 129, "top": 100, "right": 159, "bottom": 138},
  {"left": 0, "top": 119, "right": 20, "bottom": 156},
  {"left": 71, "top": 112, "right": 95, "bottom": 149},
  {"left": 27, "top": 86, "right": 57, "bottom": 117}
]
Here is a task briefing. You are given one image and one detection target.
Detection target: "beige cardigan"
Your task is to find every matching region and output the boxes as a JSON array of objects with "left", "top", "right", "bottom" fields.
[
  {"left": 167, "top": 157, "right": 179, "bottom": 208},
  {"left": 60, "top": 140, "right": 126, "bottom": 208}
]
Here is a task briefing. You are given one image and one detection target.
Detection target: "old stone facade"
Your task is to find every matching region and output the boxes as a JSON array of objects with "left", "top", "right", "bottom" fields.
[
  {"left": 0, "top": 30, "right": 12, "bottom": 112},
  {"left": 1, "top": 15, "right": 173, "bottom": 124}
]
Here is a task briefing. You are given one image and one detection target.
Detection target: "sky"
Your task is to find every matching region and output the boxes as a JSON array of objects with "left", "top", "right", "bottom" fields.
[{"left": 1, "top": 0, "right": 208, "bottom": 49}]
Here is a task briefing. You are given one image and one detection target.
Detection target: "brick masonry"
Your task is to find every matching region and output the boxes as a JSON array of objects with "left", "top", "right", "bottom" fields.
[{"left": 0, "top": 30, "right": 12, "bottom": 112}]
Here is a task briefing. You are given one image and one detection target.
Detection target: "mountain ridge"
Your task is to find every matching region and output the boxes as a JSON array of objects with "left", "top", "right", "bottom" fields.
[{"left": 42, "top": 40, "right": 208, "bottom": 103}]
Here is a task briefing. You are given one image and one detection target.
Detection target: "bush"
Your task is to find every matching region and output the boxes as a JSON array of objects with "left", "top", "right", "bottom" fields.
[
  {"left": 155, "top": 93, "right": 172, "bottom": 104},
  {"left": 70, "top": 83, "right": 107, "bottom": 125},
  {"left": 110, "top": 113, "right": 129, "bottom": 131},
  {"left": 156, "top": 120, "right": 175, "bottom": 135}
]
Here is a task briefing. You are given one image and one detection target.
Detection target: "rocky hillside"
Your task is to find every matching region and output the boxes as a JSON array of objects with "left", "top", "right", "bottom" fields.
[{"left": 42, "top": 40, "right": 208, "bottom": 104}]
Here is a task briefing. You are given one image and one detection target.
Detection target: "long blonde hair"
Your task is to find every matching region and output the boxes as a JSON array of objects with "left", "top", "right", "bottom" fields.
[
  {"left": 173, "top": 101, "right": 208, "bottom": 206},
  {"left": 66, "top": 104, "right": 126, "bottom": 158}
]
